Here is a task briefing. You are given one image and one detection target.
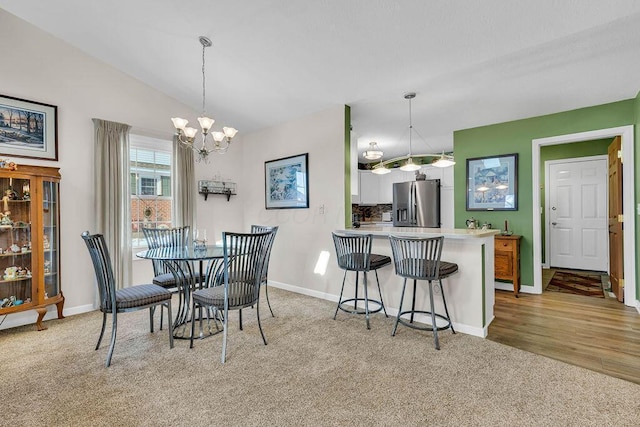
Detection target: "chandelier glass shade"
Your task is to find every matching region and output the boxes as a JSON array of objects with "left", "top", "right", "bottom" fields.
[
  {"left": 371, "top": 160, "right": 391, "bottom": 174},
  {"left": 363, "top": 141, "right": 383, "bottom": 160},
  {"left": 432, "top": 152, "right": 456, "bottom": 168},
  {"left": 171, "top": 36, "right": 237, "bottom": 163}
]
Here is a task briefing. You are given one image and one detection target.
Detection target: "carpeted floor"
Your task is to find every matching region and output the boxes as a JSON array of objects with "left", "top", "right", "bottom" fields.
[
  {"left": 546, "top": 270, "right": 605, "bottom": 297},
  {"left": 1, "top": 287, "right": 639, "bottom": 426}
]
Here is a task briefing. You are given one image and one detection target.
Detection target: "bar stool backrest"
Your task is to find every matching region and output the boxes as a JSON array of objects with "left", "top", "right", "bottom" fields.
[
  {"left": 389, "top": 235, "right": 444, "bottom": 281},
  {"left": 332, "top": 232, "right": 372, "bottom": 272}
]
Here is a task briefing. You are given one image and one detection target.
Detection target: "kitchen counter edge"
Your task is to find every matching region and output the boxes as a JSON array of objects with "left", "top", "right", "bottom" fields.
[{"left": 340, "top": 226, "right": 500, "bottom": 240}]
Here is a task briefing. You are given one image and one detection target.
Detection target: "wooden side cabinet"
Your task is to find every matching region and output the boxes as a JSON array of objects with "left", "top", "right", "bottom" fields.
[
  {"left": 0, "top": 165, "right": 63, "bottom": 330},
  {"left": 494, "top": 234, "right": 521, "bottom": 297}
]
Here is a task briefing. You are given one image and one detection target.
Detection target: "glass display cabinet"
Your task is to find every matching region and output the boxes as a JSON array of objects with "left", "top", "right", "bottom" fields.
[{"left": 0, "top": 165, "right": 63, "bottom": 330}]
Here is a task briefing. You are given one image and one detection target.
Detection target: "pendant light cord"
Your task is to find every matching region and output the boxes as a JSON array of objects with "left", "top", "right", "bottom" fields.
[
  {"left": 408, "top": 96, "right": 413, "bottom": 156},
  {"left": 201, "top": 41, "right": 206, "bottom": 115}
]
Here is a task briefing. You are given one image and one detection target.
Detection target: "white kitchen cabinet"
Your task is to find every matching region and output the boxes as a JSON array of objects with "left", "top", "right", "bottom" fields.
[
  {"left": 379, "top": 172, "right": 395, "bottom": 204},
  {"left": 359, "top": 171, "right": 380, "bottom": 204}
]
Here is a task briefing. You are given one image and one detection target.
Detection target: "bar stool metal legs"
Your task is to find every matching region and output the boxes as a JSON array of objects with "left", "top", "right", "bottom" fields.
[
  {"left": 332, "top": 232, "right": 391, "bottom": 329},
  {"left": 389, "top": 235, "right": 458, "bottom": 350}
]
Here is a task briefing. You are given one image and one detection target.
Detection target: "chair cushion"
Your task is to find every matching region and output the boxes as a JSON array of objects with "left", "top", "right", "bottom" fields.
[
  {"left": 152, "top": 272, "right": 206, "bottom": 288},
  {"left": 439, "top": 261, "right": 459, "bottom": 279},
  {"left": 115, "top": 284, "right": 172, "bottom": 309},
  {"left": 192, "top": 283, "right": 257, "bottom": 309},
  {"left": 153, "top": 273, "right": 177, "bottom": 287},
  {"left": 370, "top": 254, "right": 392, "bottom": 270}
]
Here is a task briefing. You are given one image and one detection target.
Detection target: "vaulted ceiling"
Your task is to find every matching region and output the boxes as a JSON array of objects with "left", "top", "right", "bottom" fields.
[{"left": 2, "top": 1, "right": 640, "bottom": 162}]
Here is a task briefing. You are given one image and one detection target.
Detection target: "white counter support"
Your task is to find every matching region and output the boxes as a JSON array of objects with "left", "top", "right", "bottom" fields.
[{"left": 340, "top": 227, "right": 498, "bottom": 338}]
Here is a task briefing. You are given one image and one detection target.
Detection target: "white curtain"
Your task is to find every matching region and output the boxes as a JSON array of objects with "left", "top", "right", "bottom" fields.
[
  {"left": 172, "top": 136, "right": 196, "bottom": 231},
  {"left": 93, "top": 118, "right": 132, "bottom": 290}
]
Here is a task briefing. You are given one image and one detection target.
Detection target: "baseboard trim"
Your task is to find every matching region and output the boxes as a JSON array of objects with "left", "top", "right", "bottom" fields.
[
  {"left": 268, "top": 280, "right": 487, "bottom": 338},
  {"left": 0, "top": 303, "right": 95, "bottom": 331},
  {"left": 494, "top": 281, "right": 537, "bottom": 295}
]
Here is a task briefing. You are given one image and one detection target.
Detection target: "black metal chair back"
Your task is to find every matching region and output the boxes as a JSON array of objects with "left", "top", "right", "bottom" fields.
[
  {"left": 250, "top": 224, "right": 278, "bottom": 277},
  {"left": 223, "top": 231, "right": 272, "bottom": 308},
  {"left": 389, "top": 235, "right": 444, "bottom": 281},
  {"left": 250, "top": 225, "right": 279, "bottom": 316},
  {"left": 142, "top": 226, "right": 190, "bottom": 276},
  {"left": 332, "top": 232, "right": 372, "bottom": 272},
  {"left": 82, "top": 231, "right": 117, "bottom": 313}
]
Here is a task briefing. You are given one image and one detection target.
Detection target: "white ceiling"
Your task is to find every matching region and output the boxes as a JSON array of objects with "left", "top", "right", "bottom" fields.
[{"left": 2, "top": 1, "right": 640, "bottom": 162}]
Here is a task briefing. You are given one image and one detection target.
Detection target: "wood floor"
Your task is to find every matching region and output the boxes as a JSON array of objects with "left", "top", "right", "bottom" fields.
[{"left": 487, "top": 289, "right": 640, "bottom": 384}]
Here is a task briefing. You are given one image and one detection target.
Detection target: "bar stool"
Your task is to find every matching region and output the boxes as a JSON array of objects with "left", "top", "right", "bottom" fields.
[
  {"left": 332, "top": 232, "right": 390, "bottom": 329},
  {"left": 388, "top": 235, "right": 458, "bottom": 349}
]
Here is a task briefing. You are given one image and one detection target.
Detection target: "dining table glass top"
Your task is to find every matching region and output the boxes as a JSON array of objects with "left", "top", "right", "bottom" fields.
[{"left": 136, "top": 245, "right": 225, "bottom": 261}]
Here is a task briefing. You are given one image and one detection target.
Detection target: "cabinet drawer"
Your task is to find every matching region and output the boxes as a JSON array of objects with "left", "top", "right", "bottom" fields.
[{"left": 495, "top": 239, "right": 514, "bottom": 251}]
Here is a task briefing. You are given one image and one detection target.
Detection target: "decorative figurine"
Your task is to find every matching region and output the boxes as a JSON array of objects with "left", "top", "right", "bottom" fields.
[
  {"left": 22, "top": 182, "right": 30, "bottom": 200},
  {"left": 4, "top": 266, "right": 17, "bottom": 280},
  {"left": 43, "top": 235, "right": 50, "bottom": 250}
]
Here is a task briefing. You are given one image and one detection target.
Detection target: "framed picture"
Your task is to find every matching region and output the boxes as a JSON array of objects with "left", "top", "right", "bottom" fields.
[
  {"left": 466, "top": 153, "right": 518, "bottom": 211},
  {"left": 265, "top": 153, "right": 309, "bottom": 209},
  {"left": 0, "top": 95, "right": 58, "bottom": 161}
]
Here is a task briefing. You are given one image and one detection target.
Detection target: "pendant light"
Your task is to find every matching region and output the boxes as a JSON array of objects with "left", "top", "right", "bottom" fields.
[{"left": 363, "top": 141, "right": 383, "bottom": 160}]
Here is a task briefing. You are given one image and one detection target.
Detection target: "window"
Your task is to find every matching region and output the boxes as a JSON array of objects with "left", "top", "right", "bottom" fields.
[{"left": 130, "top": 135, "right": 172, "bottom": 247}]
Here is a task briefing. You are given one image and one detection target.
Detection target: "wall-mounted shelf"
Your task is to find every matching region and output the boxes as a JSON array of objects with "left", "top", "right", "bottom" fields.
[{"left": 198, "top": 180, "right": 237, "bottom": 201}]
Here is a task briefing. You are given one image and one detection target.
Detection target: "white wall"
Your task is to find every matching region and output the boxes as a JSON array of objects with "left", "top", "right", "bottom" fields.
[
  {"left": 241, "top": 107, "right": 348, "bottom": 298},
  {"left": 0, "top": 10, "right": 202, "bottom": 328},
  {"left": 1, "top": 9, "right": 352, "bottom": 329}
]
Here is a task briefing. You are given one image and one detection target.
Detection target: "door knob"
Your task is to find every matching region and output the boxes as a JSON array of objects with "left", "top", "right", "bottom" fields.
[{"left": 551, "top": 222, "right": 557, "bottom": 225}]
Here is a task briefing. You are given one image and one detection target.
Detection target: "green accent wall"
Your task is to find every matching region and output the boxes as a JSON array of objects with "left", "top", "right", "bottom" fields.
[
  {"left": 344, "top": 105, "right": 352, "bottom": 227},
  {"left": 635, "top": 91, "right": 640, "bottom": 299},
  {"left": 454, "top": 99, "right": 635, "bottom": 289},
  {"left": 539, "top": 138, "right": 612, "bottom": 263}
]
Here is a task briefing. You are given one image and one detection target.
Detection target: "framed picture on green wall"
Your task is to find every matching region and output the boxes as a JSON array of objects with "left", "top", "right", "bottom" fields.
[{"left": 466, "top": 153, "right": 518, "bottom": 211}]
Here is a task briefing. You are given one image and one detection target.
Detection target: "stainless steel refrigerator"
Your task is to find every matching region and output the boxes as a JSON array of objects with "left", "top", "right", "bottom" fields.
[{"left": 392, "top": 179, "right": 441, "bottom": 227}]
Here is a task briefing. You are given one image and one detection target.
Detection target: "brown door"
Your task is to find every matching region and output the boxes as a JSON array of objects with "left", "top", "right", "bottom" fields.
[{"left": 608, "top": 136, "right": 624, "bottom": 302}]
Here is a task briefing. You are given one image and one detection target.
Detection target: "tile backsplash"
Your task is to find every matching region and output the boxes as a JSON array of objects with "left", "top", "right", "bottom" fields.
[{"left": 352, "top": 204, "right": 392, "bottom": 222}]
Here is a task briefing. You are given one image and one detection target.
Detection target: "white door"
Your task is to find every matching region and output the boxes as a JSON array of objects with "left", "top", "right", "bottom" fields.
[{"left": 548, "top": 158, "right": 608, "bottom": 271}]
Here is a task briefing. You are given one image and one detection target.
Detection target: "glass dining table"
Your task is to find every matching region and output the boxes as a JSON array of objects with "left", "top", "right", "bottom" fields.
[{"left": 136, "top": 245, "right": 225, "bottom": 339}]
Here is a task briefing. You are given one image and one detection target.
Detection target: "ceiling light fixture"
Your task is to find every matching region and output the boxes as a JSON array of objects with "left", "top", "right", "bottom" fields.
[
  {"left": 432, "top": 151, "right": 456, "bottom": 168},
  {"left": 171, "top": 36, "right": 238, "bottom": 163},
  {"left": 371, "top": 160, "right": 391, "bottom": 175},
  {"left": 363, "top": 141, "right": 383, "bottom": 160},
  {"left": 399, "top": 93, "right": 422, "bottom": 172},
  {"left": 367, "top": 92, "right": 455, "bottom": 171}
]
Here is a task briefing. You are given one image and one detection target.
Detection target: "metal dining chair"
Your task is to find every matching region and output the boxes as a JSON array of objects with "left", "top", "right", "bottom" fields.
[
  {"left": 388, "top": 235, "right": 458, "bottom": 350},
  {"left": 82, "top": 231, "right": 174, "bottom": 367},
  {"left": 189, "top": 231, "right": 272, "bottom": 363}
]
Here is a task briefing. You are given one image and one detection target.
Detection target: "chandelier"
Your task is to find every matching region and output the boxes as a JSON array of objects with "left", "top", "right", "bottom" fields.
[
  {"left": 363, "top": 141, "right": 383, "bottom": 160},
  {"left": 371, "top": 92, "right": 455, "bottom": 175},
  {"left": 171, "top": 36, "right": 238, "bottom": 163}
]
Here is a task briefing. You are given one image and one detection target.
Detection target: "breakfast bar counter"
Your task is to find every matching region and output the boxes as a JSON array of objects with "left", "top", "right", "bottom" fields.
[{"left": 338, "top": 226, "right": 499, "bottom": 337}]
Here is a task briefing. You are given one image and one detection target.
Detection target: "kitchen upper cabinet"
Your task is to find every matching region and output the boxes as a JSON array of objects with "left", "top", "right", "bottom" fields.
[
  {"left": 359, "top": 171, "right": 379, "bottom": 204},
  {"left": 356, "top": 166, "right": 453, "bottom": 206},
  {"left": 360, "top": 170, "right": 414, "bottom": 205}
]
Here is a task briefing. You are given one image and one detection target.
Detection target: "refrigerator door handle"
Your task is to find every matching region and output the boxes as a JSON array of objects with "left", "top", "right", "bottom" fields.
[{"left": 410, "top": 182, "right": 417, "bottom": 225}]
